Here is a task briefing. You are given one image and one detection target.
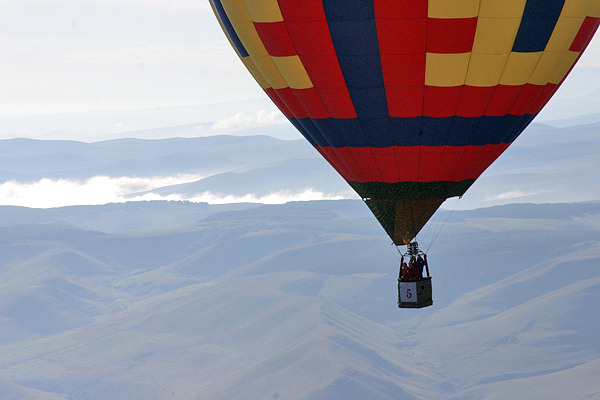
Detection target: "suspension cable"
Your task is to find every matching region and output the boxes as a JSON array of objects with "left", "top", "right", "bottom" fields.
[
  {"left": 425, "top": 196, "right": 461, "bottom": 254},
  {"left": 394, "top": 243, "right": 405, "bottom": 258},
  {"left": 418, "top": 199, "right": 446, "bottom": 247}
]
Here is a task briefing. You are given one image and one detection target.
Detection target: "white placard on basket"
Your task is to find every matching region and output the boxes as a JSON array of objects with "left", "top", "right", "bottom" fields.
[{"left": 399, "top": 281, "right": 417, "bottom": 303}]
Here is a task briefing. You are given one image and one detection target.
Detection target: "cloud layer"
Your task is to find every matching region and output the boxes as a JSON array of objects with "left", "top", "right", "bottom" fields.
[
  {"left": 211, "top": 110, "right": 286, "bottom": 131},
  {"left": 0, "top": 176, "right": 354, "bottom": 208}
]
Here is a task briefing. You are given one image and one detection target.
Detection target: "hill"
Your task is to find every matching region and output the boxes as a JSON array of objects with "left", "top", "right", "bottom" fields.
[
  {"left": 0, "top": 135, "right": 317, "bottom": 182},
  {"left": 2, "top": 122, "right": 600, "bottom": 209},
  {"left": 0, "top": 200, "right": 598, "bottom": 399}
]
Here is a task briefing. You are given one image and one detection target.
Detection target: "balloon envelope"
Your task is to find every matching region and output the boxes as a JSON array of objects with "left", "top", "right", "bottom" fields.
[{"left": 210, "top": 0, "right": 600, "bottom": 244}]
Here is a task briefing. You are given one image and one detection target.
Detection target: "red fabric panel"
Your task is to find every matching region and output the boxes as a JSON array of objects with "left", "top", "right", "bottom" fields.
[
  {"left": 304, "top": 21, "right": 338, "bottom": 55},
  {"left": 423, "top": 86, "right": 463, "bottom": 117},
  {"left": 277, "top": 0, "right": 302, "bottom": 21},
  {"left": 278, "top": 4, "right": 356, "bottom": 119},
  {"left": 296, "top": 0, "right": 328, "bottom": 21},
  {"left": 349, "top": 147, "right": 383, "bottom": 181},
  {"left": 570, "top": 16, "right": 600, "bottom": 51},
  {"left": 314, "top": 87, "right": 357, "bottom": 118},
  {"left": 456, "top": 86, "right": 496, "bottom": 117},
  {"left": 396, "top": 146, "right": 421, "bottom": 181},
  {"left": 264, "top": 88, "right": 294, "bottom": 118},
  {"left": 315, "top": 146, "right": 357, "bottom": 181},
  {"left": 374, "top": 0, "right": 427, "bottom": 18},
  {"left": 468, "top": 143, "right": 510, "bottom": 178},
  {"left": 315, "top": 144, "right": 511, "bottom": 183},
  {"left": 434, "top": 145, "right": 467, "bottom": 181},
  {"left": 336, "top": 146, "right": 367, "bottom": 182},
  {"left": 381, "top": 53, "right": 426, "bottom": 86},
  {"left": 274, "top": 87, "right": 308, "bottom": 118},
  {"left": 377, "top": 18, "right": 427, "bottom": 54},
  {"left": 427, "top": 18, "right": 478, "bottom": 53},
  {"left": 450, "top": 145, "right": 481, "bottom": 181},
  {"left": 253, "top": 22, "right": 296, "bottom": 56},
  {"left": 526, "top": 83, "right": 558, "bottom": 114},
  {"left": 373, "top": 147, "right": 400, "bottom": 182},
  {"left": 485, "top": 85, "right": 523, "bottom": 116},
  {"left": 291, "top": 88, "right": 329, "bottom": 118},
  {"left": 300, "top": 54, "right": 346, "bottom": 87},
  {"left": 283, "top": 20, "right": 309, "bottom": 54},
  {"left": 386, "top": 85, "right": 424, "bottom": 117},
  {"left": 509, "top": 83, "right": 544, "bottom": 115},
  {"left": 418, "top": 146, "right": 445, "bottom": 182}
]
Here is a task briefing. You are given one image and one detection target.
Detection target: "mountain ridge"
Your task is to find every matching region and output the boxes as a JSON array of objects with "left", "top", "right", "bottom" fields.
[{"left": 1, "top": 200, "right": 598, "bottom": 399}]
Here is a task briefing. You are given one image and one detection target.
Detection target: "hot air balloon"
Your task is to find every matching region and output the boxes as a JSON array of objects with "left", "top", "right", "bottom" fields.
[{"left": 210, "top": 0, "right": 600, "bottom": 307}]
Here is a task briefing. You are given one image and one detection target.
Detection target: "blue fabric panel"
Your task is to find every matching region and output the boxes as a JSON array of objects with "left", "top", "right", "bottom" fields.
[
  {"left": 522, "top": 0, "right": 565, "bottom": 17},
  {"left": 311, "top": 118, "right": 366, "bottom": 147},
  {"left": 360, "top": 117, "right": 393, "bottom": 147},
  {"left": 210, "top": 0, "right": 249, "bottom": 57},
  {"left": 512, "top": 0, "right": 566, "bottom": 52},
  {"left": 495, "top": 115, "right": 525, "bottom": 144},
  {"left": 421, "top": 117, "right": 454, "bottom": 146},
  {"left": 471, "top": 116, "right": 505, "bottom": 146},
  {"left": 326, "top": 20, "right": 380, "bottom": 56},
  {"left": 308, "top": 119, "right": 336, "bottom": 147},
  {"left": 445, "top": 117, "right": 482, "bottom": 146},
  {"left": 336, "top": 55, "right": 384, "bottom": 87},
  {"left": 390, "top": 117, "right": 422, "bottom": 146},
  {"left": 291, "top": 118, "right": 320, "bottom": 147},
  {"left": 351, "top": 87, "right": 389, "bottom": 118},
  {"left": 322, "top": 0, "right": 374, "bottom": 20},
  {"left": 294, "top": 114, "right": 537, "bottom": 148},
  {"left": 505, "top": 114, "right": 537, "bottom": 143},
  {"left": 322, "top": 1, "right": 389, "bottom": 142}
]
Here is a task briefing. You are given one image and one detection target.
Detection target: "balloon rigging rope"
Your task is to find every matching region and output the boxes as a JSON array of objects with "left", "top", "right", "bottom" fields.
[
  {"left": 395, "top": 244, "right": 404, "bottom": 258},
  {"left": 414, "top": 198, "right": 444, "bottom": 251},
  {"left": 416, "top": 199, "right": 439, "bottom": 246},
  {"left": 425, "top": 196, "right": 460, "bottom": 254}
]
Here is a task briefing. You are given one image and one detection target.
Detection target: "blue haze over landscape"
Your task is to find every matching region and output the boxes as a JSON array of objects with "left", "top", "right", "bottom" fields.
[
  {"left": 1, "top": 1, "right": 600, "bottom": 399},
  {"left": 1, "top": 120, "right": 599, "bottom": 398}
]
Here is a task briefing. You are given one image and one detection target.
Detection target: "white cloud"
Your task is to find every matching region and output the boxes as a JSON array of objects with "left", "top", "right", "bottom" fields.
[
  {"left": 131, "top": 189, "right": 356, "bottom": 205},
  {"left": 484, "top": 190, "right": 546, "bottom": 202},
  {"left": 211, "top": 110, "right": 287, "bottom": 131},
  {"left": 0, "top": 175, "right": 204, "bottom": 208},
  {"left": 0, "top": 176, "right": 356, "bottom": 208}
]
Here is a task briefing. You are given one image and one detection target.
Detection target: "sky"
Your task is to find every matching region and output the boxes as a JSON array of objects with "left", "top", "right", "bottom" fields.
[
  {"left": 0, "top": 0, "right": 599, "bottom": 208},
  {"left": 0, "top": 0, "right": 264, "bottom": 117},
  {"left": 1, "top": 0, "right": 600, "bottom": 118}
]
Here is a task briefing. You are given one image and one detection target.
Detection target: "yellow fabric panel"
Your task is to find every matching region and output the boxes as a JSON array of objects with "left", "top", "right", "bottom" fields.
[
  {"left": 220, "top": 0, "right": 251, "bottom": 24},
  {"left": 428, "top": 0, "right": 480, "bottom": 18},
  {"left": 252, "top": 55, "right": 288, "bottom": 89},
  {"left": 549, "top": 50, "right": 581, "bottom": 83},
  {"left": 499, "top": 52, "right": 542, "bottom": 85},
  {"left": 425, "top": 53, "right": 471, "bottom": 86},
  {"left": 561, "top": 0, "right": 595, "bottom": 17},
  {"left": 472, "top": 17, "right": 522, "bottom": 54},
  {"left": 210, "top": 1, "right": 273, "bottom": 91},
  {"left": 546, "top": 16, "right": 587, "bottom": 52},
  {"left": 232, "top": 21, "right": 269, "bottom": 57},
  {"left": 479, "top": 0, "right": 527, "bottom": 18},
  {"left": 588, "top": 0, "right": 600, "bottom": 17},
  {"left": 465, "top": 53, "right": 510, "bottom": 86},
  {"left": 242, "top": 57, "right": 271, "bottom": 89},
  {"left": 244, "top": 0, "right": 283, "bottom": 23},
  {"left": 210, "top": 1, "right": 244, "bottom": 59},
  {"left": 529, "top": 51, "right": 568, "bottom": 85},
  {"left": 272, "top": 56, "right": 313, "bottom": 89}
]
